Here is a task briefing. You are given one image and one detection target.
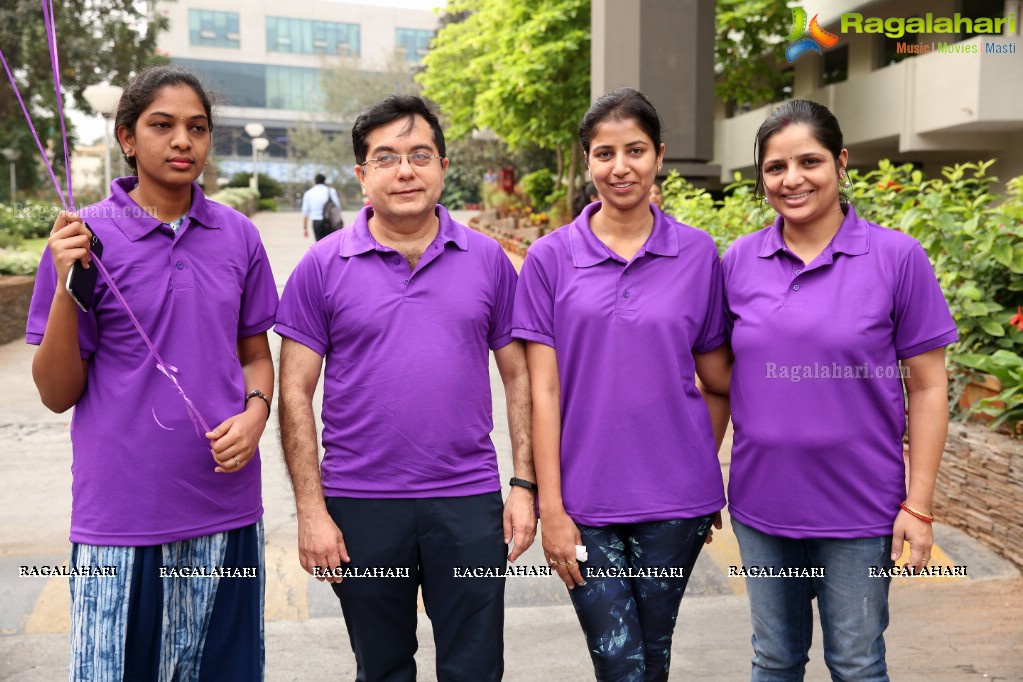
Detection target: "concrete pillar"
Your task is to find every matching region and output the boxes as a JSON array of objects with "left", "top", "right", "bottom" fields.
[{"left": 591, "top": 0, "right": 720, "bottom": 182}]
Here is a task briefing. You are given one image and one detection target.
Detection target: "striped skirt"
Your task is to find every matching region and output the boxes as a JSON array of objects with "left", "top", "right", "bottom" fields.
[{"left": 68, "top": 520, "right": 264, "bottom": 681}]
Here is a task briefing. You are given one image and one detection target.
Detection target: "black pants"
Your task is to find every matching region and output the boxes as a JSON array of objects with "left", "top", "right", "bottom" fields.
[
  {"left": 312, "top": 219, "right": 332, "bottom": 241},
  {"left": 326, "top": 493, "right": 506, "bottom": 682}
]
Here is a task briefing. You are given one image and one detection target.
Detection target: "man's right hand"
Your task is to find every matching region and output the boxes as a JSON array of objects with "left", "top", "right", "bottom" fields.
[{"left": 298, "top": 507, "right": 350, "bottom": 583}]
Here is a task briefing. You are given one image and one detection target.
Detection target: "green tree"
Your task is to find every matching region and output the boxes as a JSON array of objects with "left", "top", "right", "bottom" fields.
[
  {"left": 0, "top": 0, "right": 169, "bottom": 200},
  {"left": 417, "top": 0, "right": 591, "bottom": 210},
  {"left": 715, "top": 0, "right": 793, "bottom": 114}
]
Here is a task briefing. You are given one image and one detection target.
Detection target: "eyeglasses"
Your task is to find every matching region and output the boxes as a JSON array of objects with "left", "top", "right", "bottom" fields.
[{"left": 361, "top": 152, "right": 443, "bottom": 169}]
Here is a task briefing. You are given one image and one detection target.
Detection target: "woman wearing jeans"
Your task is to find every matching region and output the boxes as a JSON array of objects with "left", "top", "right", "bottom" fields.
[{"left": 723, "top": 100, "right": 958, "bottom": 681}]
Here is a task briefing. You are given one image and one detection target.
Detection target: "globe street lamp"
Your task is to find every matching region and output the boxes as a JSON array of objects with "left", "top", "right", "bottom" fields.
[
  {"left": 251, "top": 137, "right": 269, "bottom": 196},
  {"left": 0, "top": 148, "right": 20, "bottom": 203},
  {"left": 82, "top": 84, "right": 124, "bottom": 192},
  {"left": 244, "top": 123, "right": 266, "bottom": 193}
]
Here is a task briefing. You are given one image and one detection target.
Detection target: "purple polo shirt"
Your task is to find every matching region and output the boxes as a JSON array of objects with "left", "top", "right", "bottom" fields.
[
  {"left": 274, "top": 205, "right": 517, "bottom": 498},
  {"left": 26, "top": 177, "right": 279, "bottom": 546},
  {"left": 723, "top": 205, "right": 958, "bottom": 539},
  {"left": 512, "top": 204, "right": 727, "bottom": 526}
]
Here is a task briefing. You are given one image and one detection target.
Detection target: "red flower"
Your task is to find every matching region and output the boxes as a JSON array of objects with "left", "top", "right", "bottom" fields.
[{"left": 1011, "top": 306, "right": 1023, "bottom": 332}]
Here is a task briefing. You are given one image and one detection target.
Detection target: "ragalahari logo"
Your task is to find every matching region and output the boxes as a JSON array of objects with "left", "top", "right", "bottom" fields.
[{"left": 785, "top": 7, "right": 839, "bottom": 62}]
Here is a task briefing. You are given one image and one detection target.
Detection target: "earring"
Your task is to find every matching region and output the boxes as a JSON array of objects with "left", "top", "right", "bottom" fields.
[
  {"left": 841, "top": 170, "right": 851, "bottom": 188},
  {"left": 763, "top": 196, "right": 769, "bottom": 205}
]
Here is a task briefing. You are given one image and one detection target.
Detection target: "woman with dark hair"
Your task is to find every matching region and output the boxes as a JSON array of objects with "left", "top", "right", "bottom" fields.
[
  {"left": 513, "top": 87, "right": 730, "bottom": 680},
  {"left": 723, "top": 99, "right": 957, "bottom": 680},
  {"left": 27, "top": 65, "right": 278, "bottom": 679}
]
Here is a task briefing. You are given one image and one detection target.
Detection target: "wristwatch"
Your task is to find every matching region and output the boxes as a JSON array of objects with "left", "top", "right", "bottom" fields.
[
  {"left": 509, "top": 477, "right": 538, "bottom": 494},
  {"left": 245, "top": 389, "right": 272, "bottom": 420}
]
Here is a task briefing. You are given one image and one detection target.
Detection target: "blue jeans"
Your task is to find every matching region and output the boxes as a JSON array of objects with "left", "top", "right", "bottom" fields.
[
  {"left": 570, "top": 516, "right": 714, "bottom": 682},
  {"left": 731, "top": 518, "right": 894, "bottom": 682}
]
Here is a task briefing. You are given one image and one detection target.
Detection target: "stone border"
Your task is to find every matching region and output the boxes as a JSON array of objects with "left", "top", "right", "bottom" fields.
[
  {"left": 0, "top": 276, "right": 35, "bottom": 345},
  {"left": 933, "top": 423, "right": 1023, "bottom": 568}
]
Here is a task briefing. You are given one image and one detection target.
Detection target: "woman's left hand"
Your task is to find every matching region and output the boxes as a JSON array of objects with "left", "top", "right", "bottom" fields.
[
  {"left": 890, "top": 509, "right": 934, "bottom": 573},
  {"left": 207, "top": 409, "right": 266, "bottom": 473}
]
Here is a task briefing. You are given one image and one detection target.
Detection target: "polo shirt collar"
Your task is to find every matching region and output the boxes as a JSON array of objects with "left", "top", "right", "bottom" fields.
[
  {"left": 340, "top": 204, "right": 468, "bottom": 257},
  {"left": 570, "top": 203, "right": 679, "bottom": 268},
  {"left": 104, "top": 177, "right": 219, "bottom": 242},
  {"left": 757, "top": 204, "right": 869, "bottom": 259}
]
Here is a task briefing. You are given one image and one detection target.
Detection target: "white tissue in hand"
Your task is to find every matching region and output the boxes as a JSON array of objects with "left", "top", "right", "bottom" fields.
[{"left": 575, "top": 545, "right": 588, "bottom": 562}]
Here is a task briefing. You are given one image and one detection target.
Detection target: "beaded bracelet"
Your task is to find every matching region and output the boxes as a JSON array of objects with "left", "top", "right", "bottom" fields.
[{"left": 900, "top": 501, "right": 934, "bottom": 523}]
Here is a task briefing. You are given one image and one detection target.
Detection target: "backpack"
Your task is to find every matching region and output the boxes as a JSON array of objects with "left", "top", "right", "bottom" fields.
[{"left": 323, "top": 189, "right": 344, "bottom": 231}]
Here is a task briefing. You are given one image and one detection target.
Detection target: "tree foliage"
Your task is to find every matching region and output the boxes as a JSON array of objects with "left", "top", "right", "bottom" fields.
[
  {"left": 715, "top": 0, "right": 793, "bottom": 111},
  {"left": 417, "top": 0, "right": 591, "bottom": 207},
  {"left": 0, "top": 0, "right": 169, "bottom": 198}
]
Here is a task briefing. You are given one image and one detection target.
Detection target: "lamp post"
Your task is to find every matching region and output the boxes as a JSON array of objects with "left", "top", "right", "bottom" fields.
[
  {"left": 0, "top": 148, "right": 19, "bottom": 202},
  {"left": 83, "top": 84, "right": 124, "bottom": 192},
  {"left": 244, "top": 123, "right": 266, "bottom": 193},
  {"left": 251, "top": 137, "right": 269, "bottom": 196}
]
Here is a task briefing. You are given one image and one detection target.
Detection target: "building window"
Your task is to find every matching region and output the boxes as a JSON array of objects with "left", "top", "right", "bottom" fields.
[
  {"left": 822, "top": 44, "right": 848, "bottom": 85},
  {"left": 956, "top": 0, "right": 1007, "bottom": 40},
  {"left": 266, "top": 65, "right": 325, "bottom": 111},
  {"left": 188, "top": 10, "right": 240, "bottom": 49},
  {"left": 395, "top": 28, "right": 432, "bottom": 63},
  {"left": 879, "top": 33, "right": 915, "bottom": 67},
  {"left": 266, "top": 17, "right": 360, "bottom": 56},
  {"left": 174, "top": 59, "right": 264, "bottom": 107}
]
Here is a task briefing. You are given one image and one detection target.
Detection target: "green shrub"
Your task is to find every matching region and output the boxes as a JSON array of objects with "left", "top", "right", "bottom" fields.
[
  {"left": 520, "top": 168, "right": 555, "bottom": 210},
  {"left": 661, "top": 172, "right": 770, "bottom": 254},
  {"left": 227, "top": 172, "right": 283, "bottom": 201},
  {"left": 208, "top": 188, "right": 260, "bottom": 216},
  {"left": 0, "top": 201, "right": 61, "bottom": 240},
  {"left": 258, "top": 198, "right": 278, "bottom": 212},
  {"left": 0, "top": 248, "right": 40, "bottom": 276}
]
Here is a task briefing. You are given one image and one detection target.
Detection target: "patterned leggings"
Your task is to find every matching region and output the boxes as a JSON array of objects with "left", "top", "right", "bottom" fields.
[{"left": 569, "top": 516, "right": 713, "bottom": 682}]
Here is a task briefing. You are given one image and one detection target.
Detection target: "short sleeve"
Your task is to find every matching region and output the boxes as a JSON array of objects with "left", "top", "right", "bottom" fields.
[
  {"left": 694, "top": 250, "right": 727, "bottom": 354},
  {"left": 511, "top": 249, "right": 556, "bottom": 347},
  {"left": 893, "top": 243, "right": 958, "bottom": 359},
  {"left": 25, "top": 248, "right": 99, "bottom": 358},
  {"left": 487, "top": 247, "right": 517, "bottom": 350},
  {"left": 275, "top": 250, "right": 331, "bottom": 356},
  {"left": 238, "top": 235, "right": 279, "bottom": 338}
]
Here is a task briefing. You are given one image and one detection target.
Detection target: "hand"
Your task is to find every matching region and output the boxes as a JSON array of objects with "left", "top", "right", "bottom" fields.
[
  {"left": 541, "top": 510, "right": 585, "bottom": 589},
  {"left": 704, "top": 511, "right": 723, "bottom": 545},
  {"left": 303, "top": 226, "right": 309, "bottom": 238},
  {"left": 891, "top": 509, "right": 934, "bottom": 573},
  {"left": 503, "top": 487, "right": 537, "bottom": 562},
  {"left": 47, "top": 211, "right": 93, "bottom": 286},
  {"left": 207, "top": 407, "right": 266, "bottom": 473},
  {"left": 298, "top": 507, "right": 350, "bottom": 583}
]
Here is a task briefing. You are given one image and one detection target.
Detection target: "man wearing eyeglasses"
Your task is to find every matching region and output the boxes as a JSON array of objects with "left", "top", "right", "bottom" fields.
[{"left": 275, "top": 94, "right": 535, "bottom": 681}]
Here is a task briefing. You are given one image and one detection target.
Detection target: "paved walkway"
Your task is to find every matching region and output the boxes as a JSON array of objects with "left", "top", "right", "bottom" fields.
[{"left": 1, "top": 210, "right": 1020, "bottom": 680}]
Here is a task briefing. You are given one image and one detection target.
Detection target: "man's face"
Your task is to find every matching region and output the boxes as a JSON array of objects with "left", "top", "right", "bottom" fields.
[{"left": 355, "top": 115, "right": 448, "bottom": 226}]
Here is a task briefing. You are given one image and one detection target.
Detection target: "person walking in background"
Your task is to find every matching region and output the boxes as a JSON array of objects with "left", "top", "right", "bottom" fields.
[
  {"left": 26, "top": 65, "right": 278, "bottom": 680},
  {"left": 723, "top": 99, "right": 958, "bottom": 681},
  {"left": 276, "top": 94, "right": 536, "bottom": 681},
  {"left": 301, "top": 173, "right": 341, "bottom": 241},
  {"left": 513, "top": 87, "right": 730, "bottom": 681}
]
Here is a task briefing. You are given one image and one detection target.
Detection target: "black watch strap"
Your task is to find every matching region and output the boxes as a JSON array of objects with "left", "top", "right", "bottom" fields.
[{"left": 509, "top": 477, "right": 538, "bottom": 493}]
